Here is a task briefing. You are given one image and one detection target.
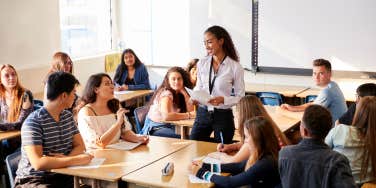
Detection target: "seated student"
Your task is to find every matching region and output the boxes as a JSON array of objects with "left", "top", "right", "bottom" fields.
[
  {"left": 190, "top": 117, "right": 281, "bottom": 188},
  {"left": 326, "top": 96, "right": 376, "bottom": 185},
  {"left": 15, "top": 72, "right": 93, "bottom": 188},
  {"left": 211, "top": 95, "right": 289, "bottom": 163},
  {"left": 185, "top": 58, "right": 199, "bottom": 88},
  {"left": 281, "top": 59, "right": 347, "bottom": 124},
  {"left": 141, "top": 67, "right": 195, "bottom": 138},
  {"left": 45, "top": 52, "right": 73, "bottom": 77},
  {"left": 43, "top": 52, "right": 78, "bottom": 116},
  {"left": 336, "top": 83, "right": 376, "bottom": 125},
  {"left": 0, "top": 64, "right": 33, "bottom": 156},
  {"left": 279, "top": 105, "right": 356, "bottom": 188},
  {"left": 0, "top": 64, "right": 33, "bottom": 131},
  {"left": 113, "top": 48, "right": 151, "bottom": 91},
  {"left": 77, "top": 73, "right": 148, "bottom": 150}
]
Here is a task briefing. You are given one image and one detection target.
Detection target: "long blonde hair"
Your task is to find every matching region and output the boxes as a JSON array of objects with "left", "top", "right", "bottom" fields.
[
  {"left": 353, "top": 96, "right": 376, "bottom": 179},
  {"left": 237, "top": 95, "right": 290, "bottom": 145},
  {"left": 0, "top": 64, "right": 25, "bottom": 122},
  {"left": 244, "top": 117, "right": 280, "bottom": 170},
  {"left": 44, "top": 52, "right": 73, "bottom": 83}
]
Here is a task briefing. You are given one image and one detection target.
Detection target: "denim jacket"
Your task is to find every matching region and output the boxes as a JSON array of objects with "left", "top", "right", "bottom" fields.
[
  {"left": 279, "top": 138, "right": 356, "bottom": 188},
  {"left": 113, "top": 63, "right": 151, "bottom": 90}
]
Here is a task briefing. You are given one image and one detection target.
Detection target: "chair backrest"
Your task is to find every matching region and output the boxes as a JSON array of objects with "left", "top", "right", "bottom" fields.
[
  {"left": 5, "top": 150, "right": 21, "bottom": 188},
  {"left": 133, "top": 105, "right": 150, "bottom": 134},
  {"left": 33, "top": 99, "right": 44, "bottom": 111},
  {"left": 255, "top": 92, "right": 284, "bottom": 106},
  {"left": 305, "top": 95, "right": 318, "bottom": 103}
]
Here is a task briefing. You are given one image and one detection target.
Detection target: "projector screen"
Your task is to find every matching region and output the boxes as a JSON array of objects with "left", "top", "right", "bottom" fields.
[{"left": 258, "top": 0, "right": 376, "bottom": 73}]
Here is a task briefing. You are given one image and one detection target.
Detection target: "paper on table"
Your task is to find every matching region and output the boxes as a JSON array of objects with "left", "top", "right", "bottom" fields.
[
  {"left": 206, "top": 152, "right": 229, "bottom": 162},
  {"left": 106, "top": 141, "right": 142, "bottom": 150},
  {"left": 68, "top": 158, "right": 105, "bottom": 169},
  {"left": 114, "top": 90, "right": 135, "bottom": 95},
  {"left": 185, "top": 87, "right": 212, "bottom": 106}
]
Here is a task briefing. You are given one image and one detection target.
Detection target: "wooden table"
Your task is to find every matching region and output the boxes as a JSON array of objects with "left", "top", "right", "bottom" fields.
[
  {"left": 122, "top": 140, "right": 218, "bottom": 188},
  {"left": 165, "top": 106, "right": 303, "bottom": 140},
  {"left": 51, "top": 136, "right": 191, "bottom": 188},
  {"left": 114, "top": 90, "right": 154, "bottom": 107},
  {"left": 0, "top": 130, "right": 21, "bottom": 141},
  {"left": 264, "top": 105, "right": 303, "bottom": 132},
  {"left": 164, "top": 119, "right": 194, "bottom": 140}
]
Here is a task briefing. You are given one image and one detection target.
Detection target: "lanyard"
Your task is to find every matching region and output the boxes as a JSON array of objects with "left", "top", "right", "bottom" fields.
[{"left": 209, "top": 56, "right": 226, "bottom": 94}]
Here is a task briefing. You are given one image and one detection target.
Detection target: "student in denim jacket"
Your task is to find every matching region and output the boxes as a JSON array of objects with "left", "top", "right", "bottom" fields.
[{"left": 279, "top": 105, "right": 356, "bottom": 188}]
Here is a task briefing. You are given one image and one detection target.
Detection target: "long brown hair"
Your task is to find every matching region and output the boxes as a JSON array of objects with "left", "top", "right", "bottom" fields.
[
  {"left": 205, "top": 25, "right": 239, "bottom": 62},
  {"left": 0, "top": 64, "right": 26, "bottom": 122},
  {"left": 244, "top": 117, "right": 280, "bottom": 169},
  {"left": 237, "top": 95, "right": 289, "bottom": 145},
  {"left": 353, "top": 96, "right": 376, "bottom": 179},
  {"left": 149, "top": 67, "right": 192, "bottom": 113}
]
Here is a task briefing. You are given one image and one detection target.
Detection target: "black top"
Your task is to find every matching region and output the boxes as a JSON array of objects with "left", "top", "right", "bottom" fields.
[
  {"left": 124, "top": 77, "right": 135, "bottom": 85},
  {"left": 338, "top": 103, "right": 356, "bottom": 125},
  {"left": 199, "top": 155, "right": 280, "bottom": 188}
]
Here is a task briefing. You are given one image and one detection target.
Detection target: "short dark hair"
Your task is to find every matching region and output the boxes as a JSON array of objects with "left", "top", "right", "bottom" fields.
[
  {"left": 357, "top": 83, "right": 376, "bottom": 97},
  {"left": 46, "top": 71, "right": 79, "bottom": 100},
  {"left": 313, "top": 59, "right": 331, "bottom": 72},
  {"left": 302, "top": 105, "right": 332, "bottom": 139}
]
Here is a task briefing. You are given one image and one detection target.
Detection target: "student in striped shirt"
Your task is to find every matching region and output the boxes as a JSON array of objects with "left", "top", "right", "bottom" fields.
[{"left": 15, "top": 72, "right": 93, "bottom": 188}]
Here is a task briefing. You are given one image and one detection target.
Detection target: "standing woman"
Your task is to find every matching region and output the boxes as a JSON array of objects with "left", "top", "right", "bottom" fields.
[
  {"left": 190, "top": 25, "right": 245, "bottom": 144},
  {"left": 141, "top": 67, "right": 195, "bottom": 138},
  {"left": 77, "top": 73, "right": 148, "bottom": 150},
  {"left": 0, "top": 64, "right": 33, "bottom": 154},
  {"left": 113, "top": 48, "right": 151, "bottom": 91}
]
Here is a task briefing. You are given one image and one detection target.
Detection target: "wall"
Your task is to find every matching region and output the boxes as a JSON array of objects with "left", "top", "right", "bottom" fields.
[
  {"left": 0, "top": 0, "right": 60, "bottom": 70},
  {"left": 1, "top": 0, "right": 373, "bottom": 101}
]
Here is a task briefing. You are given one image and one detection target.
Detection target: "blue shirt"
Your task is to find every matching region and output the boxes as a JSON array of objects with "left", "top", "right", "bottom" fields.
[
  {"left": 314, "top": 81, "right": 347, "bottom": 124},
  {"left": 16, "top": 107, "right": 79, "bottom": 178},
  {"left": 113, "top": 63, "right": 151, "bottom": 90}
]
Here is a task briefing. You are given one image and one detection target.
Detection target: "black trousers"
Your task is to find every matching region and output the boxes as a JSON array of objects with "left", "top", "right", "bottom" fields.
[
  {"left": 15, "top": 174, "right": 73, "bottom": 188},
  {"left": 190, "top": 106, "right": 234, "bottom": 144}
]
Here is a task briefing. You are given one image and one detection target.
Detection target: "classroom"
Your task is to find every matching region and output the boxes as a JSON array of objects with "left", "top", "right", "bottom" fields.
[{"left": 1, "top": 0, "right": 376, "bottom": 187}]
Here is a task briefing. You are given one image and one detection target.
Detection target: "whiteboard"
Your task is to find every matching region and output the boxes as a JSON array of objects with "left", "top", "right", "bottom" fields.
[{"left": 258, "top": 0, "right": 376, "bottom": 72}]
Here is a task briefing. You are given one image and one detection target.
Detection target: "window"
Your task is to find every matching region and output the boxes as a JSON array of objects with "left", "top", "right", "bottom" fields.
[{"left": 59, "top": 0, "right": 112, "bottom": 58}]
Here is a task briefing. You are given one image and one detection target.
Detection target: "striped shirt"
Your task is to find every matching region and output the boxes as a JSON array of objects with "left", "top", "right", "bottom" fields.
[{"left": 16, "top": 107, "right": 79, "bottom": 178}]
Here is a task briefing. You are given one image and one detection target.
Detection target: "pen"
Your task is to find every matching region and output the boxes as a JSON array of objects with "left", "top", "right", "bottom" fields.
[{"left": 220, "top": 131, "right": 224, "bottom": 149}]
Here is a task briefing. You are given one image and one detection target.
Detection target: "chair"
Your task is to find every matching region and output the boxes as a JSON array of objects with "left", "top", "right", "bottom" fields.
[
  {"left": 133, "top": 106, "right": 150, "bottom": 134},
  {"left": 305, "top": 95, "right": 317, "bottom": 103},
  {"left": 255, "top": 92, "right": 284, "bottom": 106},
  {"left": 5, "top": 150, "right": 21, "bottom": 188},
  {"left": 33, "top": 99, "right": 44, "bottom": 111}
]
